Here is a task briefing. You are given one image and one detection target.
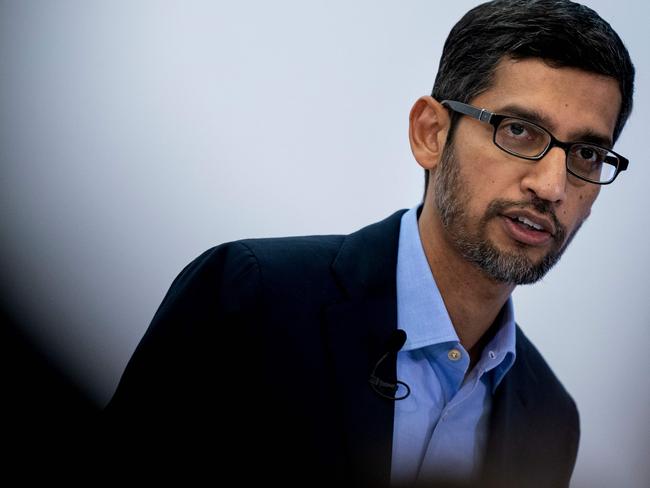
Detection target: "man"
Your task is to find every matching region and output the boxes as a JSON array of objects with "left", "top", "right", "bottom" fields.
[{"left": 105, "top": 1, "right": 634, "bottom": 487}]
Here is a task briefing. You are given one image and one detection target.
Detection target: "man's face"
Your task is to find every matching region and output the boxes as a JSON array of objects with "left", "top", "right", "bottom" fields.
[{"left": 432, "top": 57, "right": 621, "bottom": 284}]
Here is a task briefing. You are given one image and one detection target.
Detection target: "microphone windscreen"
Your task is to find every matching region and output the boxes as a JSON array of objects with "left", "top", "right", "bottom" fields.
[{"left": 385, "top": 329, "right": 407, "bottom": 354}]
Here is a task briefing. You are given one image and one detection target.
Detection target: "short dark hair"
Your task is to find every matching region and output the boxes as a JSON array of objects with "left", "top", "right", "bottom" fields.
[{"left": 423, "top": 0, "right": 635, "bottom": 197}]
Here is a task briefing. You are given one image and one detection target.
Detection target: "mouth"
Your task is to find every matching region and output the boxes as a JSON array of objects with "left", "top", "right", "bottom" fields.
[{"left": 499, "top": 213, "right": 555, "bottom": 247}]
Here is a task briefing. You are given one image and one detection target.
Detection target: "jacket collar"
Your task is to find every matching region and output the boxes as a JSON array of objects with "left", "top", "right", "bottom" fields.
[{"left": 330, "top": 209, "right": 408, "bottom": 300}]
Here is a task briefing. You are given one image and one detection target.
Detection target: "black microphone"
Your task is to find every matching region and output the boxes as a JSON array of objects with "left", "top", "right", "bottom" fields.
[{"left": 369, "top": 329, "right": 411, "bottom": 401}]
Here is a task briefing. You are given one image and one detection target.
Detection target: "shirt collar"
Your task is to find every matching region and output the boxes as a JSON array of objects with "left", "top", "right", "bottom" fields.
[
  {"left": 396, "top": 204, "right": 516, "bottom": 390},
  {"left": 397, "top": 205, "right": 458, "bottom": 350}
]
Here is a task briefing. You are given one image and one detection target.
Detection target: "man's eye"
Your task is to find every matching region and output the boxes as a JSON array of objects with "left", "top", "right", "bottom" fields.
[
  {"left": 578, "top": 147, "right": 596, "bottom": 161},
  {"left": 569, "top": 145, "right": 609, "bottom": 176},
  {"left": 495, "top": 119, "right": 548, "bottom": 154},
  {"left": 500, "top": 120, "right": 544, "bottom": 142},
  {"left": 572, "top": 145, "right": 604, "bottom": 163},
  {"left": 505, "top": 123, "right": 527, "bottom": 137}
]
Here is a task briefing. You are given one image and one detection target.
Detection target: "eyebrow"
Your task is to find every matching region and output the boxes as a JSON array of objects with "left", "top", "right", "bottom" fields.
[{"left": 494, "top": 103, "right": 613, "bottom": 148}]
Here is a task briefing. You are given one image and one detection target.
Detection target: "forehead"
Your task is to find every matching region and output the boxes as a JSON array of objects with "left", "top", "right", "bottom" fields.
[{"left": 471, "top": 57, "right": 621, "bottom": 143}]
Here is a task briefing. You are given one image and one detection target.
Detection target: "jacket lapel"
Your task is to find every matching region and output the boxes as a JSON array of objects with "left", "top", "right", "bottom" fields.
[
  {"left": 480, "top": 325, "right": 537, "bottom": 486},
  {"left": 321, "top": 209, "right": 407, "bottom": 486}
]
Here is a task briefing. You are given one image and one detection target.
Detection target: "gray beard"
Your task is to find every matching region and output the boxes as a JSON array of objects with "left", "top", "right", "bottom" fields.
[{"left": 431, "top": 142, "right": 583, "bottom": 285}]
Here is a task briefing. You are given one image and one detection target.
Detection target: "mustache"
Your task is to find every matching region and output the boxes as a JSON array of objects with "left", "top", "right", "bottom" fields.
[{"left": 484, "top": 198, "right": 566, "bottom": 243}]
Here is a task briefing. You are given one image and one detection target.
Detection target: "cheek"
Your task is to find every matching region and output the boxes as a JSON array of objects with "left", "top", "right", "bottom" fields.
[
  {"left": 456, "top": 137, "right": 521, "bottom": 189},
  {"left": 464, "top": 174, "right": 499, "bottom": 221},
  {"left": 464, "top": 151, "right": 500, "bottom": 183},
  {"left": 564, "top": 187, "right": 599, "bottom": 225},
  {"left": 462, "top": 156, "right": 519, "bottom": 211},
  {"left": 454, "top": 122, "right": 498, "bottom": 173}
]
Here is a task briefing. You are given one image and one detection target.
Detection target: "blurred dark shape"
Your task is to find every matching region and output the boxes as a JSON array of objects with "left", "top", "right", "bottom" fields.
[
  {"left": 1, "top": 302, "right": 100, "bottom": 477},
  {"left": 1, "top": 310, "right": 97, "bottom": 419}
]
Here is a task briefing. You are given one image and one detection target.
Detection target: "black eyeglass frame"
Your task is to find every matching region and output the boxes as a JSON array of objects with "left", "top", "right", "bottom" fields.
[{"left": 441, "top": 100, "right": 628, "bottom": 185}]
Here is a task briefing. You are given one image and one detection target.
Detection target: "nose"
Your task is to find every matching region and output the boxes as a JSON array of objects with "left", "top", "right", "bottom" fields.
[{"left": 520, "top": 147, "right": 567, "bottom": 204}]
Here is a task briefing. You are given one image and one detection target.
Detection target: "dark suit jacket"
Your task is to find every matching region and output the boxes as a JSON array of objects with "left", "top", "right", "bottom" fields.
[{"left": 106, "top": 209, "right": 579, "bottom": 487}]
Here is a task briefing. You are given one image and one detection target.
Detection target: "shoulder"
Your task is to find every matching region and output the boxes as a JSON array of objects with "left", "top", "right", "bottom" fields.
[
  {"left": 192, "top": 233, "right": 346, "bottom": 287},
  {"left": 237, "top": 233, "right": 346, "bottom": 271},
  {"left": 158, "top": 234, "right": 347, "bottom": 317},
  {"left": 185, "top": 208, "right": 409, "bottom": 296},
  {"left": 161, "top": 208, "right": 409, "bottom": 320},
  {"left": 170, "top": 234, "right": 344, "bottom": 289}
]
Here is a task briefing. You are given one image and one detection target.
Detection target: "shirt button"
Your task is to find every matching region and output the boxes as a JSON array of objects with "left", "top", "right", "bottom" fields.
[
  {"left": 448, "top": 349, "right": 462, "bottom": 361},
  {"left": 488, "top": 350, "right": 496, "bottom": 360}
]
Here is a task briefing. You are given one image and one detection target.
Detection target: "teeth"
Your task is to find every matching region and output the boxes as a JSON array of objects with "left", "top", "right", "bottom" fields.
[{"left": 516, "top": 216, "right": 543, "bottom": 231}]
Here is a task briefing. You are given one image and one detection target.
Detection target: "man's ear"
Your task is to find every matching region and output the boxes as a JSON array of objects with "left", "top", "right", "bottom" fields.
[{"left": 409, "top": 96, "right": 451, "bottom": 171}]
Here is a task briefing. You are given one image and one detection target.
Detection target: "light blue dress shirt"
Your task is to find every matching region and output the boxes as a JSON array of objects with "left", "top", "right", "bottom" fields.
[{"left": 391, "top": 205, "right": 517, "bottom": 486}]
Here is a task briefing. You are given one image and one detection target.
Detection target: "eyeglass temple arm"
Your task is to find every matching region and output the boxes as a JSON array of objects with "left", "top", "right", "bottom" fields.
[
  {"left": 608, "top": 155, "right": 628, "bottom": 171},
  {"left": 441, "top": 100, "right": 493, "bottom": 123}
]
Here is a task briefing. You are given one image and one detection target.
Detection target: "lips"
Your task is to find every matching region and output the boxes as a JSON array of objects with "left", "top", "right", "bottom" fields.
[
  {"left": 500, "top": 209, "right": 556, "bottom": 236},
  {"left": 498, "top": 209, "right": 556, "bottom": 247},
  {"left": 500, "top": 216, "right": 552, "bottom": 246}
]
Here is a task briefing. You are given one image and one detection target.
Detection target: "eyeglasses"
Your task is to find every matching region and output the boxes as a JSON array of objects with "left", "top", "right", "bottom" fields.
[{"left": 441, "top": 100, "right": 628, "bottom": 185}]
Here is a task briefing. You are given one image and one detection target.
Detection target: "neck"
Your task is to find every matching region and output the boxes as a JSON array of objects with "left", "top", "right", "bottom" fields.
[{"left": 417, "top": 200, "right": 515, "bottom": 359}]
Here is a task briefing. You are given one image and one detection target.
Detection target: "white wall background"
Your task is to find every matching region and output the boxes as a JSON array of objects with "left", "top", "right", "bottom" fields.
[{"left": 0, "top": 1, "right": 647, "bottom": 486}]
